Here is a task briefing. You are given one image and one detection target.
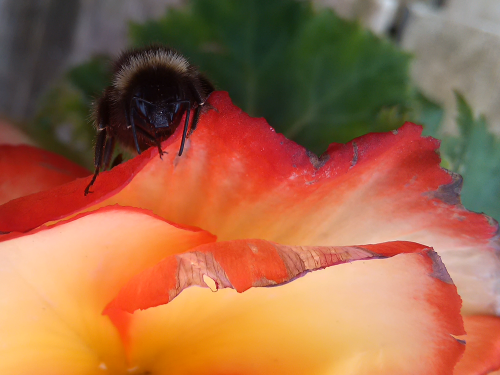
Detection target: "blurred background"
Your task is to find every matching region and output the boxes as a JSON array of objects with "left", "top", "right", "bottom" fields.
[{"left": 0, "top": 0, "right": 499, "bottom": 221}]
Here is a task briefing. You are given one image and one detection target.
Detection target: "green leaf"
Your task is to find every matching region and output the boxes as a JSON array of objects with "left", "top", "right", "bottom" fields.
[
  {"left": 439, "top": 93, "right": 500, "bottom": 221},
  {"left": 130, "top": 0, "right": 412, "bottom": 154},
  {"left": 410, "top": 91, "right": 444, "bottom": 138},
  {"left": 67, "top": 55, "right": 112, "bottom": 99},
  {"left": 282, "top": 10, "right": 412, "bottom": 151}
]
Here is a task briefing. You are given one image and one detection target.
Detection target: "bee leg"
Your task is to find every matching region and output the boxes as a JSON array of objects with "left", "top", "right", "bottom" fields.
[
  {"left": 126, "top": 101, "right": 142, "bottom": 155},
  {"left": 132, "top": 125, "right": 164, "bottom": 158},
  {"left": 178, "top": 103, "right": 191, "bottom": 156},
  {"left": 85, "top": 126, "right": 107, "bottom": 196},
  {"left": 157, "top": 143, "right": 164, "bottom": 159},
  {"left": 187, "top": 79, "right": 209, "bottom": 136},
  {"left": 151, "top": 127, "right": 164, "bottom": 159},
  {"left": 153, "top": 136, "right": 163, "bottom": 159},
  {"left": 102, "top": 135, "right": 116, "bottom": 170},
  {"left": 188, "top": 104, "right": 202, "bottom": 135}
]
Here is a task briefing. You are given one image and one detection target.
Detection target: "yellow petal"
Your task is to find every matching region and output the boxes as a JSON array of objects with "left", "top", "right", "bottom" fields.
[
  {"left": 0, "top": 206, "right": 215, "bottom": 374},
  {"left": 110, "top": 241, "right": 464, "bottom": 375}
]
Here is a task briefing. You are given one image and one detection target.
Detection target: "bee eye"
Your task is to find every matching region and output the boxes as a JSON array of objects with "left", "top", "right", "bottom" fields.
[{"left": 135, "top": 99, "right": 150, "bottom": 118}]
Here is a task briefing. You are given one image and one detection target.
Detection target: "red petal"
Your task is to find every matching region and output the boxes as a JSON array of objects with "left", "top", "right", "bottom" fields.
[
  {"left": 107, "top": 241, "right": 464, "bottom": 375},
  {"left": 0, "top": 145, "right": 90, "bottom": 205},
  {"left": 0, "top": 92, "right": 497, "bottom": 314},
  {"left": 454, "top": 315, "right": 500, "bottom": 375},
  {"left": 0, "top": 145, "right": 154, "bottom": 228}
]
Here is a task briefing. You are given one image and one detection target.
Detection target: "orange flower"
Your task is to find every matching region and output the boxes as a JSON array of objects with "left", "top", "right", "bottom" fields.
[{"left": 0, "top": 92, "right": 498, "bottom": 374}]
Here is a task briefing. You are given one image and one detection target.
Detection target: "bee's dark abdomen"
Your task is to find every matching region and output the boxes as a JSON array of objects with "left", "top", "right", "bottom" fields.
[
  {"left": 198, "top": 74, "right": 215, "bottom": 98},
  {"left": 93, "top": 87, "right": 113, "bottom": 130}
]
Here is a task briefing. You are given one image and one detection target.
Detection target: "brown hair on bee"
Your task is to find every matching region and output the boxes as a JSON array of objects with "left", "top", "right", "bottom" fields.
[{"left": 84, "top": 45, "right": 214, "bottom": 195}]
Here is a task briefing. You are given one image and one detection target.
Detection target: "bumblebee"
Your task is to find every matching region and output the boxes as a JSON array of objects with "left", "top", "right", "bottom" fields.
[{"left": 84, "top": 45, "right": 214, "bottom": 195}]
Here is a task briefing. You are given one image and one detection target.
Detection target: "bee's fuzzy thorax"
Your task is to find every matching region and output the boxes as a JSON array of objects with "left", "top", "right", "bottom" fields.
[
  {"left": 113, "top": 46, "right": 190, "bottom": 93},
  {"left": 84, "top": 44, "right": 214, "bottom": 195}
]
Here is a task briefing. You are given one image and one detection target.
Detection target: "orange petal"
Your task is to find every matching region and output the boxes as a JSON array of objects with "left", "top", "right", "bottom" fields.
[
  {"left": 0, "top": 92, "right": 497, "bottom": 315},
  {"left": 0, "top": 206, "right": 215, "bottom": 373},
  {"left": 454, "top": 315, "right": 500, "bottom": 375},
  {"left": 108, "top": 241, "right": 464, "bottom": 375},
  {"left": 0, "top": 145, "right": 90, "bottom": 205}
]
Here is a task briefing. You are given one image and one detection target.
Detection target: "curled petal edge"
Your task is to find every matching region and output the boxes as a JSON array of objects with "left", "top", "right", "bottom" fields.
[
  {"left": 105, "top": 240, "right": 465, "bottom": 375},
  {"left": 105, "top": 240, "right": 459, "bottom": 314}
]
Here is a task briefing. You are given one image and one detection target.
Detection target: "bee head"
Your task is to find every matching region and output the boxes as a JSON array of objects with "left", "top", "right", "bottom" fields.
[{"left": 133, "top": 83, "right": 185, "bottom": 129}]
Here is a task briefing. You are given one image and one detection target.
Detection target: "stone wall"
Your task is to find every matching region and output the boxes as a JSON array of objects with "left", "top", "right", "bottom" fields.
[
  {"left": 0, "top": 0, "right": 181, "bottom": 121},
  {"left": 1, "top": 0, "right": 499, "bottom": 135},
  {"left": 402, "top": 0, "right": 500, "bottom": 134}
]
